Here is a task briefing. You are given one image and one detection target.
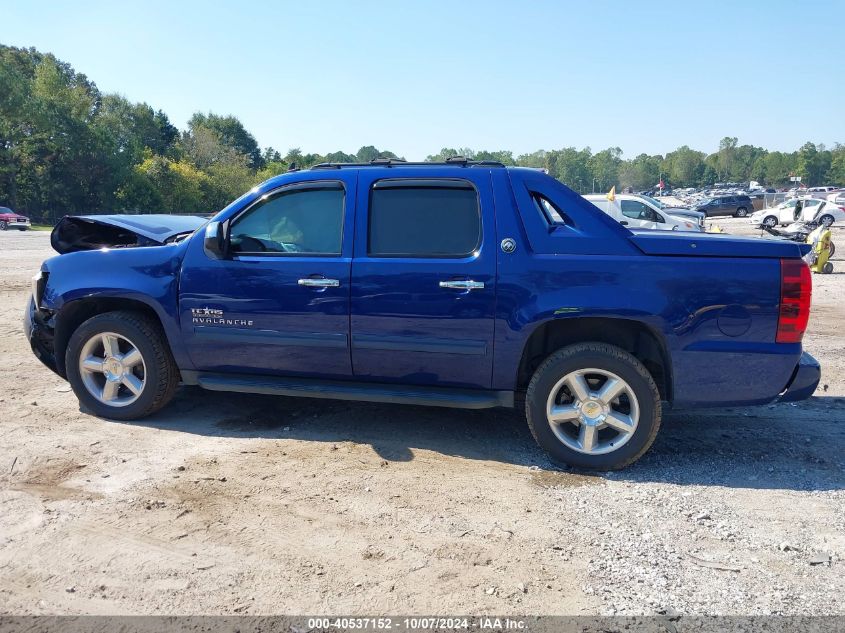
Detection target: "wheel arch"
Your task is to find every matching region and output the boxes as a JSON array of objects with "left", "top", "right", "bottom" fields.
[
  {"left": 515, "top": 316, "right": 673, "bottom": 402},
  {"left": 54, "top": 296, "right": 168, "bottom": 377}
]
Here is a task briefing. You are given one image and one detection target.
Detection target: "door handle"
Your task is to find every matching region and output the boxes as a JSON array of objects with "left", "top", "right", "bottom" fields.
[
  {"left": 439, "top": 280, "right": 484, "bottom": 290},
  {"left": 298, "top": 278, "right": 340, "bottom": 288}
]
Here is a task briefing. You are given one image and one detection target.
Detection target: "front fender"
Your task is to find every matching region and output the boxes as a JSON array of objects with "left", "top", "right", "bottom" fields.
[{"left": 41, "top": 243, "right": 193, "bottom": 372}]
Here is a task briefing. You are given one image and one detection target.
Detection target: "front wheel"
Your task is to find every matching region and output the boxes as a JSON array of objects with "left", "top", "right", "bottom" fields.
[
  {"left": 0, "top": 221, "right": 7, "bottom": 231},
  {"left": 819, "top": 214, "right": 834, "bottom": 228},
  {"left": 735, "top": 207, "right": 748, "bottom": 218},
  {"left": 525, "top": 342, "right": 662, "bottom": 470},
  {"left": 65, "top": 310, "right": 179, "bottom": 420},
  {"left": 763, "top": 216, "right": 778, "bottom": 228}
]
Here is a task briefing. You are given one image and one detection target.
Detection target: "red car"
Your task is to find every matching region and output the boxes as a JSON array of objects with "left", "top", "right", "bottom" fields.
[{"left": 0, "top": 207, "right": 31, "bottom": 230}]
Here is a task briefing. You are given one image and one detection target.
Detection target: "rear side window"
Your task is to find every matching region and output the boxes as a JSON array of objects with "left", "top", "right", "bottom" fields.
[
  {"left": 368, "top": 180, "right": 480, "bottom": 257},
  {"left": 532, "top": 193, "right": 568, "bottom": 225}
]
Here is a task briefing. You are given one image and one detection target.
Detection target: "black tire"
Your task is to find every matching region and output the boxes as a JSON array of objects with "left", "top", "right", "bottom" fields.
[
  {"left": 525, "top": 342, "right": 662, "bottom": 470},
  {"left": 65, "top": 310, "right": 179, "bottom": 420},
  {"left": 735, "top": 207, "right": 748, "bottom": 218},
  {"left": 763, "top": 216, "right": 778, "bottom": 228},
  {"left": 820, "top": 214, "right": 834, "bottom": 228},
  {"left": 829, "top": 241, "right": 836, "bottom": 258},
  {"left": 0, "top": 221, "right": 7, "bottom": 231},
  {"left": 823, "top": 262, "right": 833, "bottom": 274}
]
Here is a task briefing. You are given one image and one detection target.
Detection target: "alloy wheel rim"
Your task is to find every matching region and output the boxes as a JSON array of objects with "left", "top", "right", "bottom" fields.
[
  {"left": 78, "top": 332, "right": 146, "bottom": 407},
  {"left": 545, "top": 368, "right": 640, "bottom": 455}
]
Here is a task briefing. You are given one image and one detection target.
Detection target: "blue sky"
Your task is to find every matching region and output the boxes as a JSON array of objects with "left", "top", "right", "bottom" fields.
[{"left": 2, "top": 0, "right": 844, "bottom": 160}]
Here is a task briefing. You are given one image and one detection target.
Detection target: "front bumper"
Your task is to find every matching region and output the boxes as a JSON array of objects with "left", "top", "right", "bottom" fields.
[
  {"left": 778, "top": 352, "right": 821, "bottom": 402},
  {"left": 24, "top": 296, "right": 59, "bottom": 375}
]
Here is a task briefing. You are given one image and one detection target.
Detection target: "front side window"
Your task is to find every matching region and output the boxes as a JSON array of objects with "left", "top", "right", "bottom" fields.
[
  {"left": 368, "top": 180, "right": 480, "bottom": 257},
  {"left": 621, "top": 200, "right": 653, "bottom": 220},
  {"left": 230, "top": 183, "right": 344, "bottom": 255}
]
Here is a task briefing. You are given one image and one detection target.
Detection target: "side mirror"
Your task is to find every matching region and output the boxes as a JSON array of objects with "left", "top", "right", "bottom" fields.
[{"left": 203, "top": 221, "right": 226, "bottom": 259}]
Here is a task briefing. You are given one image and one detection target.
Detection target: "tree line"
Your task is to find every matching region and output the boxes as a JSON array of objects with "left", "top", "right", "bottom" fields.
[{"left": 2, "top": 44, "right": 844, "bottom": 223}]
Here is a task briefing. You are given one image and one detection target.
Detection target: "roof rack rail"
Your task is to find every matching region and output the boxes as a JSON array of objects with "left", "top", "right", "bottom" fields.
[{"left": 311, "top": 158, "right": 506, "bottom": 170}]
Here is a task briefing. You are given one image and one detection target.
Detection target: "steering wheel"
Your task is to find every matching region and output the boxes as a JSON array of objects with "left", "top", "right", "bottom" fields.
[{"left": 232, "top": 234, "right": 269, "bottom": 252}]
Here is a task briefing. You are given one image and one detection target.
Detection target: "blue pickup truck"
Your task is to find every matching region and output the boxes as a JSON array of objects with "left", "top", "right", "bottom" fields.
[{"left": 25, "top": 159, "right": 820, "bottom": 469}]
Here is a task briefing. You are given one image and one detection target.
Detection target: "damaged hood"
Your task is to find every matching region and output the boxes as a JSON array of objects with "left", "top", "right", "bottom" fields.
[{"left": 51, "top": 214, "right": 207, "bottom": 254}]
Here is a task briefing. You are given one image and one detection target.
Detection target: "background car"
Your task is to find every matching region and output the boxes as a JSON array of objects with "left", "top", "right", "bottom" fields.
[
  {"left": 639, "top": 194, "right": 705, "bottom": 228},
  {"left": 693, "top": 195, "right": 754, "bottom": 217},
  {"left": 583, "top": 194, "right": 701, "bottom": 231},
  {"left": 0, "top": 207, "right": 31, "bottom": 230},
  {"left": 750, "top": 198, "right": 845, "bottom": 228}
]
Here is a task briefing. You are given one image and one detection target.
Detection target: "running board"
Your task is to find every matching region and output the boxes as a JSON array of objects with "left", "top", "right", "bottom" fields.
[{"left": 193, "top": 372, "right": 514, "bottom": 409}]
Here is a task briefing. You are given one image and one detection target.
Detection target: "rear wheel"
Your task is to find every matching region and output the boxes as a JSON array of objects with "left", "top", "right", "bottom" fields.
[
  {"left": 829, "top": 242, "right": 836, "bottom": 257},
  {"left": 823, "top": 262, "right": 834, "bottom": 274},
  {"left": 525, "top": 342, "right": 662, "bottom": 470},
  {"left": 0, "top": 221, "right": 7, "bottom": 231},
  {"left": 735, "top": 207, "right": 748, "bottom": 218},
  {"left": 65, "top": 311, "right": 179, "bottom": 420}
]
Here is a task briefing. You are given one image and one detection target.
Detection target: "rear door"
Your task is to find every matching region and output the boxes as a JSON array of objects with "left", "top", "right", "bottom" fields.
[{"left": 349, "top": 171, "right": 497, "bottom": 389}]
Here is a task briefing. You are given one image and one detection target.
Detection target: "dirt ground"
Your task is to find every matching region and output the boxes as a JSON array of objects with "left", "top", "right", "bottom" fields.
[{"left": 0, "top": 222, "right": 843, "bottom": 616}]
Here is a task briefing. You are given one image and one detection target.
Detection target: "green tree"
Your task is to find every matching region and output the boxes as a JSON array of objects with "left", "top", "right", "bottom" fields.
[
  {"left": 589, "top": 147, "right": 622, "bottom": 192},
  {"left": 795, "top": 142, "right": 831, "bottom": 186},
  {"left": 618, "top": 154, "right": 661, "bottom": 191},
  {"left": 826, "top": 144, "right": 845, "bottom": 185},
  {"left": 188, "top": 112, "right": 262, "bottom": 168},
  {"left": 715, "top": 136, "right": 738, "bottom": 181},
  {"left": 515, "top": 150, "right": 547, "bottom": 168},
  {"left": 662, "top": 145, "right": 705, "bottom": 187}
]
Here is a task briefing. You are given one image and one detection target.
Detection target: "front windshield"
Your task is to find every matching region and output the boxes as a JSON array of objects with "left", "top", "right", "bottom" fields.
[{"left": 640, "top": 195, "right": 666, "bottom": 209}]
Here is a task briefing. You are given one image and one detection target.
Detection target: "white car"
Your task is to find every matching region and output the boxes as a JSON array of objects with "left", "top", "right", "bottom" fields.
[
  {"left": 584, "top": 194, "right": 702, "bottom": 232},
  {"left": 749, "top": 198, "right": 845, "bottom": 228}
]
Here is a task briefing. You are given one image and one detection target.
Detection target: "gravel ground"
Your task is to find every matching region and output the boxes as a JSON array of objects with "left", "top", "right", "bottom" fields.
[{"left": 0, "top": 223, "right": 843, "bottom": 616}]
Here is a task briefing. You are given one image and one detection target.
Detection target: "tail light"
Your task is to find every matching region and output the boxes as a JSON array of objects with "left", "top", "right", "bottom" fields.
[{"left": 776, "top": 259, "right": 812, "bottom": 343}]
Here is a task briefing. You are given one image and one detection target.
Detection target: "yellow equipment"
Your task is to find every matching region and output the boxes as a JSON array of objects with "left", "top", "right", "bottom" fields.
[{"left": 805, "top": 225, "right": 834, "bottom": 274}]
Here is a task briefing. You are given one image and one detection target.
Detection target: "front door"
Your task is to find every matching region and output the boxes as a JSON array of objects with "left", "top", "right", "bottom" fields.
[
  {"left": 349, "top": 171, "right": 497, "bottom": 389},
  {"left": 179, "top": 178, "right": 355, "bottom": 378}
]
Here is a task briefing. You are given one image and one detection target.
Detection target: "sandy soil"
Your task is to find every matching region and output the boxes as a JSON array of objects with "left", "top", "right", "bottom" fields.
[{"left": 0, "top": 223, "right": 843, "bottom": 616}]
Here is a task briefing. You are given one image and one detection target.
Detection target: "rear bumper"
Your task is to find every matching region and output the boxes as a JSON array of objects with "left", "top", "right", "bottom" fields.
[{"left": 778, "top": 352, "right": 821, "bottom": 402}]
